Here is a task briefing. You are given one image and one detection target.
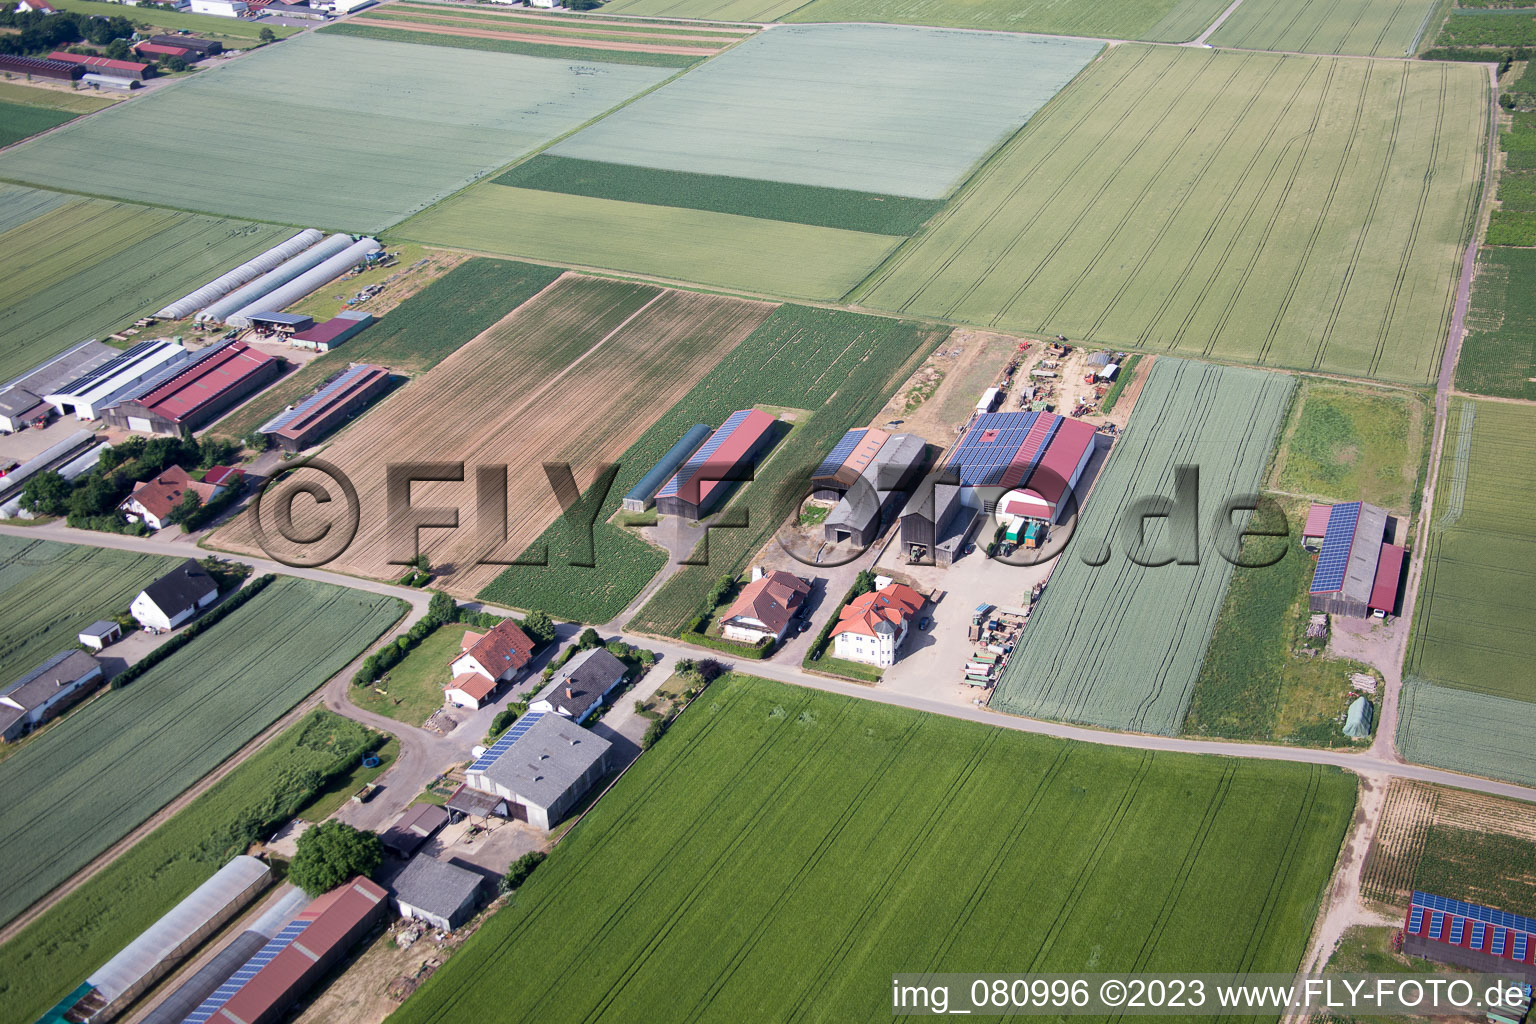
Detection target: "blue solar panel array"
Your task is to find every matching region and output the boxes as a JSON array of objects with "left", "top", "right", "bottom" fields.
[
  {"left": 1431, "top": 912, "right": 1445, "bottom": 939},
  {"left": 1448, "top": 917, "right": 1465, "bottom": 944},
  {"left": 182, "top": 918, "right": 311, "bottom": 1024},
  {"left": 259, "top": 363, "right": 375, "bottom": 433},
  {"left": 943, "top": 412, "right": 1039, "bottom": 487},
  {"left": 469, "top": 711, "right": 546, "bottom": 774},
  {"left": 1408, "top": 907, "right": 1425, "bottom": 933},
  {"left": 1515, "top": 933, "right": 1529, "bottom": 960},
  {"left": 1309, "top": 501, "right": 1362, "bottom": 594},
  {"left": 1472, "top": 921, "right": 1486, "bottom": 948},
  {"left": 1413, "top": 892, "right": 1536, "bottom": 937},
  {"left": 1011, "top": 414, "right": 1063, "bottom": 490},
  {"left": 813, "top": 429, "right": 866, "bottom": 480},
  {"left": 659, "top": 410, "right": 748, "bottom": 500}
]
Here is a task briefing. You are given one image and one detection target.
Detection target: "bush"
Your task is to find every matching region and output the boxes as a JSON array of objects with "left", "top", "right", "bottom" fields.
[
  {"left": 426, "top": 590, "right": 455, "bottom": 627},
  {"left": 578, "top": 627, "right": 601, "bottom": 650},
  {"left": 681, "top": 618, "right": 773, "bottom": 659},
  {"left": 501, "top": 851, "right": 546, "bottom": 892},
  {"left": 1503, "top": 92, "right": 1518, "bottom": 110},
  {"left": 112, "top": 575, "right": 275, "bottom": 689},
  {"left": 289, "top": 821, "right": 383, "bottom": 896},
  {"left": 521, "top": 609, "right": 556, "bottom": 647},
  {"left": 641, "top": 718, "right": 667, "bottom": 750},
  {"left": 486, "top": 702, "right": 527, "bottom": 743}
]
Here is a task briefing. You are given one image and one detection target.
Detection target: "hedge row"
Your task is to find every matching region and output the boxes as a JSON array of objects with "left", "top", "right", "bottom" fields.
[
  {"left": 1420, "top": 46, "right": 1532, "bottom": 62},
  {"left": 681, "top": 614, "right": 774, "bottom": 659},
  {"left": 803, "top": 571, "right": 875, "bottom": 665},
  {"left": 111, "top": 574, "right": 274, "bottom": 689}
]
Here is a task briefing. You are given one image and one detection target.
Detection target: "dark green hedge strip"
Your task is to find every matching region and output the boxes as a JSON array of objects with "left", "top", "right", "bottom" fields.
[
  {"left": 681, "top": 615, "right": 773, "bottom": 659},
  {"left": 494, "top": 155, "right": 945, "bottom": 237},
  {"left": 111, "top": 574, "right": 274, "bottom": 689},
  {"left": 319, "top": 22, "right": 702, "bottom": 68},
  {"left": 1420, "top": 44, "right": 1534, "bottom": 60}
]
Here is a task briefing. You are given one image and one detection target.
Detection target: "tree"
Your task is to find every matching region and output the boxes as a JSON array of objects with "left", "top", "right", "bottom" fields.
[
  {"left": 242, "top": 428, "right": 268, "bottom": 453},
  {"left": 288, "top": 820, "right": 382, "bottom": 896},
  {"left": 577, "top": 627, "right": 601, "bottom": 650},
  {"left": 99, "top": 436, "right": 145, "bottom": 472},
  {"left": 161, "top": 55, "right": 187, "bottom": 73},
  {"left": 258, "top": 26, "right": 276, "bottom": 43},
  {"left": 521, "top": 609, "right": 556, "bottom": 647},
  {"left": 169, "top": 489, "right": 202, "bottom": 527},
  {"left": 425, "top": 590, "right": 455, "bottom": 627},
  {"left": 19, "top": 471, "right": 72, "bottom": 517},
  {"left": 1500, "top": 92, "right": 1517, "bottom": 111},
  {"left": 198, "top": 435, "right": 238, "bottom": 469},
  {"left": 67, "top": 473, "right": 123, "bottom": 518},
  {"left": 502, "top": 851, "right": 546, "bottom": 892},
  {"left": 103, "top": 37, "right": 129, "bottom": 61}
]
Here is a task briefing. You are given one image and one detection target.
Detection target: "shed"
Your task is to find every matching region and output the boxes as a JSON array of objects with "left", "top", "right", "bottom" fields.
[
  {"left": 380, "top": 803, "right": 449, "bottom": 858},
  {"left": 464, "top": 712, "right": 611, "bottom": 830},
  {"left": 1343, "top": 696, "right": 1373, "bottom": 739},
  {"left": 622, "top": 423, "right": 710, "bottom": 512},
  {"left": 246, "top": 312, "right": 314, "bottom": 336},
  {"left": 288, "top": 311, "right": 372, "bottom": 352},
  {"left": 78, "top": 620, "right": 122, "bottom": 651},
  {"left": 390, "top": 856, "right": 486, "bottom": 931},
  {"left": 0, "top": 54, "right": 83, "bottom": 81},
  {"left": 257, "top": 363, "right": 390, "bottom": 452}
]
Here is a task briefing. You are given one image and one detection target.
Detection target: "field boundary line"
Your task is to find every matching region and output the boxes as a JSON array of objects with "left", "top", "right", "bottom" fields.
[{"left": 1191, "top": 0, "right": 1249, "bottom": 46}]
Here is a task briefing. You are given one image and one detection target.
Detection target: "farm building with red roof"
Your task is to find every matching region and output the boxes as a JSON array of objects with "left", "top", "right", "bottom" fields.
[
  {"left": 103, "top": 340, "right": 280, "bottom": 437},
  {"left": 0, "top": 54, "right": 83, "bottom": 80},
  {"left": 656, "top": 409, "right": 778, "bottom": 520},
  {"left": 133, "top": 42, "right": 195, "bottom": 61},
  {"left": 47, "top": 51, "right": 151, "bottom": 80},
  {"left": 256, "top": 363, "right": 390, "bottom": 452}
]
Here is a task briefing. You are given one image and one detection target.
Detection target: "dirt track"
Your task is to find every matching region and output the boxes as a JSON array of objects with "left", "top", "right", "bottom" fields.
[{"left": 356, "top": 18, "right": 722, "bottom": 55}]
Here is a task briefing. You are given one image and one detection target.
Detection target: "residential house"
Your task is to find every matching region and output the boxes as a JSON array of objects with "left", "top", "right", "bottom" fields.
[
  {"left": 130, "top": 559, "right": 218, "bottom": 632},
  {"left": 719, "top": 568, "right": 810, "bottom": 645},
  {"left": 0, "top": 650, "right": 103, "bottom": 741},
  {"left": 528, "top": 647, "right": 626, "bottom": 725},
  {"left": 444, "top": 619, "right": 535, "bottom": 709},
  {"left": 828, "top": 582, "right": 925, "bottom": 668},
  {"left": 119, "top": 466, "right": 227, "bottom": 532}
]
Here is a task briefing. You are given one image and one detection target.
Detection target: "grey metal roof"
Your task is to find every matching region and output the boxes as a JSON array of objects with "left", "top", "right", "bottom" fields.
[
  {"left": 0, "top": 339, "right": 115, "bottom": 397},
  {"left": 245, "top": 311, "right": 313, "bottom": 326},
  {"left": 389, "top": 857, "right": 483, "bottom": 920},
  {"left": 535, "top": 648, "right": 626, "bottom": 720},
  {"left": 381, "top": 803, "right": 449, "bottom": 856},
  {"left": 477, "top": 713, "right": 610, "bottom": 810},
  {"left": 1341, "top": 503, "right": 1390, "bottom": 605},
  {"left": 86, "top": 856, "right": 270, "bottom": 1004},
  {"left": 140, "top": 560, "right": 217, "bottom": 618},
  {"left": 0, "top": 387, "right": 42, "bottom": 418},
  {"left": 0, "top": 650, "right": 101, "bottom": 711},
  {"left": 624, "top": 424, "right": 711, "bottom": 505},
  {"left": 80, "top": 620, "right": 118, "bottom": 638}
]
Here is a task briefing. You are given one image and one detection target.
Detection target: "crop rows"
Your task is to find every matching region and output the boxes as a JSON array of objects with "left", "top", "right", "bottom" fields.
[
  {"left": 778, "top": 0, "right": 1231, "bottom": 41},
  {"left": 0, "top": 711, "right": 377, "bottom": 1024},
  {"left": 0, "top": 34, "right": 670, "bottom": 232},
  {"left": 0, "top": 578, "right": 403, "bottom": 929},
  {"left": 991, "top": 358, "right": 1295, "bottom": 735},
  {"left": 0, "top": 192, "right": 288, "bottom": 383},
  {"left": 483, "top": 306, "right": 942, "bottom": 625},
  {"left": 858, "top": 46, "right": 1486, "bottom": 386},
  {"left": 388, "top": 674, "right": 1354, "bottom": 1024},
  {"left": 1458, "top": 247, "right": 1536, "bottom": 399},
  {"left": 321, "top": 22, "right": 704, "bottom": 68},
  {"left": 1397, "top": 678, "right": 1536, "bottom": 788},
  {"left": 1360, "top": 780, "right": 1438, "bottom": 906},
  {"left": 1431, "top": 8, "right": 1536, "bottom": 49},
  {"left": 1208, "top": 0, "right": 1438, "bottom": 57},
  {"left": 0, "top": 101, "right": 77, "bottom": 150},
  {"left": 0, "top": 537, "right": 178, "bottom": 685}
]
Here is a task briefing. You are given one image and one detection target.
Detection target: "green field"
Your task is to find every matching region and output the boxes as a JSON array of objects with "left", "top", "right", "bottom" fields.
[
  {"left": 48, "top": 0, "right": 301, "bottom": 42},
  {"left": 1208, "top": 0, "right": 1441, "bottom": 57},
  {"left": 547, "top": 25, "right": 1101, "bottom": 200},
  {"left": 1272, "top": 380, "right": 1428, "bottom": 514},
  {"left": 0, "top": 101, "right": 78, "bottom": 150},
  {"left": 1457, "top": 246, "right": 1536, "bottom": 399},
  {"left": 0, "top": 34, "right": 670, "bottom": 232},
  {"left": 1414, "top": 824, "right": 1536, "bottom": 914},
  {"left": 858, "top": 46, "right": 1487, "bottom": 386},
  {"left": 1488, "top": 111, "right": 1536, "bottom": 246},
  {"left": 398, "top": 185, "right": 902, "bottom": 300},
  {"left": 388, "top": 673, "right": 1355, "bottom": 1024},
  {"left": 0, "top": 83, "right": 117, "bottom": 115},
  {"left": 350, "top": 625, "right": 462, "bottom": 726},
  {"left": 1407, "top": 400, "right": 1536, "bottom": 699},
  {"left": 778, "top": 0, "right": 1229, "bottom": 39},
  {"left": 481, "top": 306, "right": 944, "bottom": 625},
  {"left": 991, "top": 358, "right": 1295, "bottom": 735},
  {"left": 0, "top": 711, "right": 380, "bottom": 1024},
  {"left": 321, "top": 21, "right": 705, "bottom": 68},
  {"left": 1184, "top": 504, "right": 1382, "bottom": 747},
  {"left": 1397, "top": 680, "right": 1536, "bottom": 786},
  {"left": 0, "top": 192, "right": 289, "bottom": 384},
  {"left": 1429, "top": 7, "right": 1536, "bottom": 48},
  {"left": 0, "top": 537, "right": 177, "bottom": 686},
  {"left": 0, "top": 578, "right": 403, "bottom": 929},
  {"left": 213, "top": 257, "right": 563, "bottom": 439},
  {"left": 494, "top": 155, "right": 944, "bottom": 235}
]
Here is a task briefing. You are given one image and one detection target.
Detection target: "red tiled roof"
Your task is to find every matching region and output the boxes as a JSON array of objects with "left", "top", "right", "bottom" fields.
[
  {"left": 48, "top": 52, "right": 149, "bottom": 73},
  {"left": 291, "top": 316, "right": 368, "bottom": 345},
  {"left": 723, "top": 570, "right": 809, "bottom": 636},
  {"left": 829, "top": 583, "right": 924, "bottom": 639},
  {"left": 1369, "top": 543, "right": 1406, "bottom": 612},
  {"left": 134, "top": 42, "right": 192, "bottom": 58},
  {"left": 203, "top": 465, "right": 244, "bottom": 487},
  {"left": 124, "top": 466, "right": 218, "bottom": 521},
  {"left": 453, "top": 620, "right": 535, "bottom": 678},
  {"left": 447, "top": 672, "right": 496, "bottom": 701},
  {"left": 135, "top": 342, "right": 275, "bottom": 423},
  {"left": 1304, "top": 503, "right": 1333, "bottom": 537}
]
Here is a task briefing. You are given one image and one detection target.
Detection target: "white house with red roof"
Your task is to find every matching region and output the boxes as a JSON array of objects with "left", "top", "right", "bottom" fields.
[
  {"left": 445, "top": 619, "right": 535, "bottom": 709},
  {"left": 829, "top": 582, "right": 924, "bottom": 667},
  {"left": 119, "top": 466, "right": 229, "bottom": 531},
  {"left": 17, "top": 0, "right": 58, "bottom": 13},
  {"left": 720, "top": 568, "right": 810, "bottom": 645}
]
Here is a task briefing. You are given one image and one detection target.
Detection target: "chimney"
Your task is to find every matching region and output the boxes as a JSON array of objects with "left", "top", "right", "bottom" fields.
[{"left": 565, "top": 686, "right": 574, "bottom": 699}]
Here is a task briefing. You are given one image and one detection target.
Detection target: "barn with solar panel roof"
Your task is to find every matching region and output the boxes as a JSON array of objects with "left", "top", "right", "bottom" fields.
[
  {"left": 459, "top": 712, "right": 611, "bottom": 830},
  {"left": 1307, "top": 501, "right": 1406, "bottom": 619},
  {"left": 1404, "top": 892, "right": 1536, "bottom": 984},
  {"left": 655, "top": 410, "right": 779, "bottom": 521}
]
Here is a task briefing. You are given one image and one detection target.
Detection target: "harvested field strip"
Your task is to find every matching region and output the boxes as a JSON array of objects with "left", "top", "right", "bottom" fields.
[
  {"left": 548, "top": 24, "right": 1103, "bottom": 201},
  {"left": 1407, "top": 401, "right": 1536, "bottom": 699},
  {"left": 599, "top": 0, "right": 816, "bottom": 21},
  {"left": 368, "top": 6, "right": 744, "bottom": 42},
  {"left": 214, "top": 257, "right": 562, "bottom": 440},
  {"left": 350, "top": 16, "right": 723, "bottom": 54},
  {"left": 991, "top": 358, "right": 1295, "bottom": 736},
  {"left": 320, "top": 22, "right": 706, "bottom": 67},
  {"left": 481, "top": 306, "right": 942, "bottom": 625},
  {"left": 0, "top": 194, "right": 288, "bottom": 384},
  {"left": 396, "top": 2, "right": 756, "bottom": 31},
  {"left": 0, "top": 711, "right": 380, "bottom": 1024},
  {"left": 0, "top": 537, "right": 178, "bottom": 686},
  {"left": 0, "top": 34, "right": 672, "bottom": 231},
  {"left": 1456, "top": 246, "right": 1536, "bottom": 400},
  {"left": 857, "top": 46, "right": 1486, "bottom": 386},
  {"left": 1398, "top": 680, "right": 1536, "bottom": 788},
  {"left": 494, "top": 155, "right": 943, "bottom": 235},
  {"left": 0, "top": 82, "right": 117, "bottom": 115},
  {"left": 1208, "top": 0, "right": 1438, "bottom": 57},
  {"left": 390, "top": 674, "right": 1355, "bottom": 1024},
  {"left": 217, "top": 276, "right": 776, "bottom": 597},
  {"left": 1362, "top": 780, "right": 1438, "bottom": 905},
  {"left": 0, "top": 101, "right": 78, "bottom": 150},
  {"left": 0, "top": 578, "right": 403, "bottom": 930},
  {"left": 779, "top": 0, "right": 1231, "bottom": 40},
  {"left": 397, "top": 185, "right": 902, "bottom": 300}
]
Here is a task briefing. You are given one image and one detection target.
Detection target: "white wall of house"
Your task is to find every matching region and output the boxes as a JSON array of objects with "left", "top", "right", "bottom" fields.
[
  {"left": 120, "top": 497, "right": 166, "bottom": 532},
  {"left": 451, "top": 652, "right": 517, "bottom": 683},
  {"left": 722, "top": 619, "right": 776, "bottom": 645},
  {"left": 445, "top": 685, "right": 486, "bottom": 709},
  {"left": 130, "top": 587, "right": 215, "bottom": 632},
  {"left": 833, "top": 625, "right": 904, "bottom": 667}
]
